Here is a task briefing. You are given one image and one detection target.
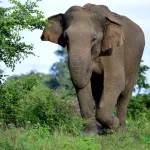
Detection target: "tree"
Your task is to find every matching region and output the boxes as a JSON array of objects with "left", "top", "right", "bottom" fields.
[
  {"left": 46, "top": 48, "right": 68, "bottom": 89},
  {"left": 0, "top": 0, "right": 46, "bottom": 69},
  {"left": 134, "top": 61, "right": 150, "bottom": 95},
  {"left": 0, "top": 0, "right": 47, "bottom": 84},
  {"left": 45, "top": 48, "right": 75, "bottom": 98},
  {"left": 50, "top": 48, "right": 70, "bottom": 88}
]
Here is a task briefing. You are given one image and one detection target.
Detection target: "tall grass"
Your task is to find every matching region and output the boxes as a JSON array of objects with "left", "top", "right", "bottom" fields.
[{"left": 0, "top": 118, "right": 149, "bottom": 150}]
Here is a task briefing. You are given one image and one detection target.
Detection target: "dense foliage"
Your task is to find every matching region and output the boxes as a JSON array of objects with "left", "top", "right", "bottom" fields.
[
  {"left": 0, "top": 74, "right": 82, "bottom": 135},
  {"left": 128, "top": 94, "right": 150, "bottom": 119}
]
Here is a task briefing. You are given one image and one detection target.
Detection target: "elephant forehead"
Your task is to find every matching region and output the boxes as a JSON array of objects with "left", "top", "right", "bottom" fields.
[
  {"left": 65, "top": 10, "right": 90, "bottom": 21},
  {"left": 64, "top": 6, "right": 105, "bottom": 27},
  {"left": 65, "top": 5, "right": 82, "bottom": 13},
  {"left": 65, "top": 11, "right": 101, "bottom": 28}
]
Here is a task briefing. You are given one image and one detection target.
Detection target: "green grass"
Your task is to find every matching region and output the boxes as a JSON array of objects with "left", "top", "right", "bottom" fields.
[{"left": 0, "top": 119, "right": 150, "bottom": 150}]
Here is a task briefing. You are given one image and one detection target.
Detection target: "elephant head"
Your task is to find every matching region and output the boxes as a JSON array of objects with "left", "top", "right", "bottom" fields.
[{"left": 41, "top": 4, "right": 125, "bottom": 89}]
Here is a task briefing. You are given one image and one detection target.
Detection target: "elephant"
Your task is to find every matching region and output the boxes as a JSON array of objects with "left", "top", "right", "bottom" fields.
[{"left": 41, "top": 3, "right": 145, "bottom": 135}]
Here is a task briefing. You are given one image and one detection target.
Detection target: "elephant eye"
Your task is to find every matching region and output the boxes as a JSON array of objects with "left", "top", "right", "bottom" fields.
[{"left": 91, "top": 36, "right": 97, "bottom": 43}]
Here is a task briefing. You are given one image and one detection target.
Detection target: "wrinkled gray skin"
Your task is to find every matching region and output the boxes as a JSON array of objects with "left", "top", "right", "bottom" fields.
[{"left": 41, "top": 3, "right": 145, "bottom": 135}]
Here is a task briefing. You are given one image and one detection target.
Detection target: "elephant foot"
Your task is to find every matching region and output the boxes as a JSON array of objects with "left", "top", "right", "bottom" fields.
[
  {"left": 99, "top": 116, "right": 120, "bottom": 135},
  {"left": 83, "top": 122, "right": 103, "bottom": 136},
  {"left": 83, "top": 123, "right": 99, "bottom": 136},
  {"left": 110, "top": 116, "right": 119, "bottom": 130}
]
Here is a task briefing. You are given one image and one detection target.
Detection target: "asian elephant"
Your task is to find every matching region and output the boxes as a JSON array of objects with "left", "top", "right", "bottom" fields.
[{"left": 41, "top": 3, "right": 145, "bottom": 135}]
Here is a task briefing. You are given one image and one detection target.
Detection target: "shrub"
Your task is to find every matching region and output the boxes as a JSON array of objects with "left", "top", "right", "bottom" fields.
[
  {"left": 0, "top": 74, "right": 41, "bottom": 125},
  {"left": 128, "top": 94, "right": 150, "bottom": 120},
  {"left": 0, "top": 74, "right": 82, "bottom": 135}
]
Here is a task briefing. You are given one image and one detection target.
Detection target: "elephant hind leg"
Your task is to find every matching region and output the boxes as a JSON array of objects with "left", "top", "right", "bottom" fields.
[
  {"left": 117, "top": 94, "right": 130, "bottom": 127},
  {"left": 117, "top": 77, "right": 136, "bottom": 127}
]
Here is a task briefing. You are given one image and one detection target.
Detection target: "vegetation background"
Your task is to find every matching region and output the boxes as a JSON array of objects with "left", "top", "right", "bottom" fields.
[{"left": 0, "top": 0, "right": 150, "bottom": 149}]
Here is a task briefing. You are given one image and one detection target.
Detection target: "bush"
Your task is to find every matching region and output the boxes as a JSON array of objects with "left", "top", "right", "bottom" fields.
[
  {"left": 0, "top": 74, "right": 83, "bottom": 135},
  {"left": 128, "top": 94, "right": 150, "bottom": 120}
]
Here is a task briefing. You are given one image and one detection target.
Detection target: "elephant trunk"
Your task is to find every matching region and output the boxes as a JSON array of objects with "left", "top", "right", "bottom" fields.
[{"left": 68, "top": 51, "right": 92, "bottom": 89}]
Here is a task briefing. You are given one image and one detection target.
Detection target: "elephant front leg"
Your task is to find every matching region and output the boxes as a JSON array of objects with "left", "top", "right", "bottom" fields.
[
  {"left": 76, "top": 82, "right": 98, "bottom": 136},
  {"left": 96, "top": 77, "right": 125, "bottom": 133}
]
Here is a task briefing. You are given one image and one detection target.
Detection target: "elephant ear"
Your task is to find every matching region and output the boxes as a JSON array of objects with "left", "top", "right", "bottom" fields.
[
  {"left": 101, "top": 17, "right": 125, "bottom": 51},
  {"left": 45, "top": 14, "right": 66, "bottom": 47}
]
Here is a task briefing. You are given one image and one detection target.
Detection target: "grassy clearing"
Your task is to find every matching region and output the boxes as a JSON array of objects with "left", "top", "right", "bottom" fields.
[{"left": 0, "top": 119, "right": 150, "bottom": 150}]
